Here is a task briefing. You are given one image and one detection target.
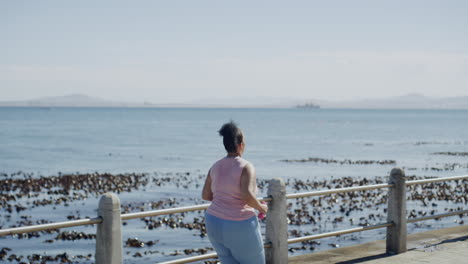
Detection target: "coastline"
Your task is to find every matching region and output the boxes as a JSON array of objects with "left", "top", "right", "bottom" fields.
[{"left": 1, "top": 171, "right": 466, "bottom": 263}]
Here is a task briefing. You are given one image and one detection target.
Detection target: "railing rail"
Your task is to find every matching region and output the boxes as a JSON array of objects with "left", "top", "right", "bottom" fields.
[
  {"left": 0, "top": 217, "right": 102, "bottom": 237},
  {"left": 406, "top": 174, "right": 468, "bottom": 185},
  {"left": 121, "top": 196, "right": 273, "bottom": 221},
  {"left": 287, "top": 222, "right": 393, "bottom": 244},
  {"left": 407, "top": 209, "right": 468, "bottom": 224},
  {"left": 285, "top": 183, "right": 393, "bottom": 199},
  {"left": 121, "top": 204, "right": 210, "bottom": 221},
  {"left": 158, "top": 253, "right": 218, "bottom": 264},
  {"left": 0, "top": 171, "right": 466, "bottom": 264}
]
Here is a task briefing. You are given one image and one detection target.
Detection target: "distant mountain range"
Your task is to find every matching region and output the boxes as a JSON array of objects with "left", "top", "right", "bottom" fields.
[
  {"left": 321, "top": 94, "right": 468, "bottom": 109},
  {"left": 1, "top": 93, "right": 468, "bottom": 109},
  {"left": 0, "top": 94, "right": 156, "bottom": 108}
]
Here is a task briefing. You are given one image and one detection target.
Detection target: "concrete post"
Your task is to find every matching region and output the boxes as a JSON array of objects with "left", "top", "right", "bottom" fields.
[
  {"left": 95, "top": 193, "right": 123, "bottom": 264},
  {"left": 265, "top": 178, "right": 288, "bottom": 264},
  {"left": 386, "top": 168, "right": 407, "bottom": 254}
]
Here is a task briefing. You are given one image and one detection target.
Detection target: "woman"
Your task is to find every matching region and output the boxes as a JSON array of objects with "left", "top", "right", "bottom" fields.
[{"left": 202, "top": 121, "right": 268, "bottom": 264}]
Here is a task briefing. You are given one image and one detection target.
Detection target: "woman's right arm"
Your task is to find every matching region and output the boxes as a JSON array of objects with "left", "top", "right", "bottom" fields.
[{"left": 201, "top": 170, "right": 213, "bottom": 201}]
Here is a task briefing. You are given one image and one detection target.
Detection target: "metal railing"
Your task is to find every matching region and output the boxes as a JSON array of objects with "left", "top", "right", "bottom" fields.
[
  {"left": 282, "top": 176, "right": 468, "bottom": 244},
  {"left": 406, "top": 175, "right": 468, "bottom": 185},
  {"left": 285, "top": 183, "right": 393, "bottom": 199},
  {"left": 287, "top": 222, "right": 393, "bottom": 245},
  {"left": 0, "top": 217, "right": 102, "bottom": 237},
  {"left": 120, "top": 197, "right": 273, "bottom": 221},
  {"left": 0, "top": 169, "right": 467, "bottom": 264}
]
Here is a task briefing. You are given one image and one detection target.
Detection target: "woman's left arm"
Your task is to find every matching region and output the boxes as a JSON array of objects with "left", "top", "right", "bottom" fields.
[
  {"left": 202, "top": 170, "right": 213, "bottom": 201},
  {"left": 240, "top": 164, "right": 268, "bottom": 214}
]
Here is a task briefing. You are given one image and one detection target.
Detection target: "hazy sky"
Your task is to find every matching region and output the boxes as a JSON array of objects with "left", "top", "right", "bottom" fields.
[{"left": 2, "top": 0, "right": 468, "bottom": 103}]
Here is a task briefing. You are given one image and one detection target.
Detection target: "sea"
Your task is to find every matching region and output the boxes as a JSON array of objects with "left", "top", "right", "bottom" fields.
[{"left": 0, "top": 107, "right": 467, "bottom": 263}]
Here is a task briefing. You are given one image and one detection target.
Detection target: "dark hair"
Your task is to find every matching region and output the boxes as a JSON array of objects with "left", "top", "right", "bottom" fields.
[{"left": 218, "top": 121, "right": 243, "bottom": 153}]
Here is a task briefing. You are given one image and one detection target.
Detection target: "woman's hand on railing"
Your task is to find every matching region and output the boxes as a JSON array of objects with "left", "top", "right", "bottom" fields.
[{"left": 258, "top": 201, "right": 268, "bottom": 219}]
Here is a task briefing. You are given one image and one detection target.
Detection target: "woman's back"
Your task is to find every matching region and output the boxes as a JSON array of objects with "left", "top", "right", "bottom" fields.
[
  {"left": 207, "top": 156, "right": 256, "bottom": 221},
  {"left": 202, "top": 121, "right": 266, "bottom": 263}
]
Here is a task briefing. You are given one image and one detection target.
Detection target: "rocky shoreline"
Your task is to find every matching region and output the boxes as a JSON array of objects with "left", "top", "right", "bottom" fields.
[
  {"left": 280, "top": 157, "right": 396, "bottom": 165},
  {"left": 0, "top": 171, "right": 466, "bottom": 263}
]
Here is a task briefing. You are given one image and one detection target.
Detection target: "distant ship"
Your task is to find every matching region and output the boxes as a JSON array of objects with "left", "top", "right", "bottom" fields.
[{"left": 296, "top": 103, "right": 320, "bottom": 109}]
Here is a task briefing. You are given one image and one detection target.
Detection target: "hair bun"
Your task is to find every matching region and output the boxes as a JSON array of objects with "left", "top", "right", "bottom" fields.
[
  {"left": 218, "top": 121, "right": 237, "bottom": 137},
  {"left": 218, "top": 121, "right": 243, "bottom": 153}
]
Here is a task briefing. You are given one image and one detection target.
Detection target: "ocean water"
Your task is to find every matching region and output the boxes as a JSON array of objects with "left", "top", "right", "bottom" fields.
[
  {"left": 1, "top": 107, "right": 467, "bottom": 178},
  {"left": 0, "top": 107, "right": 467, "bottom": 263}
]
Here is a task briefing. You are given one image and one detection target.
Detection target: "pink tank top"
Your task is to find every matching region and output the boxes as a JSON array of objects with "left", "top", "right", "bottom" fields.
[{"left": 207, "top": 156, "right": 257, "bottom": 221}]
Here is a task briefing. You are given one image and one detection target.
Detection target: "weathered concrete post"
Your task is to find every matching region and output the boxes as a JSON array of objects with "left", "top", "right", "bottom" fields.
[
  {"left": 386, "top": 168, "right": 407, "bottom": 254},
  {"left": 95, "top": 193, "right": 123, "bottom": 264},
  {"left": 265, "top": 178, "right": 288, "bottom": 264}
]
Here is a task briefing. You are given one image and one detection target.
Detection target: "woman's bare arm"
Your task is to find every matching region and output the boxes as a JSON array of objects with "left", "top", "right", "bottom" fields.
[
  {"left": 202, "top": 170, "right": 213, "bottom": 201},
  {"left": 240, "top": 164, "right": 268, "bottom": 214}
]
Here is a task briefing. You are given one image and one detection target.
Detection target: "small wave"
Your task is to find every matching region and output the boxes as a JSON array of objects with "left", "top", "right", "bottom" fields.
[{"left": 280, "top": 157, "right": 396, "bottom": 165}]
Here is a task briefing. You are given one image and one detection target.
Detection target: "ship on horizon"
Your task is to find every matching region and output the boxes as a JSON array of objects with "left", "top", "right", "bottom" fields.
[{"left": 296, "top": 102, "right": 320, "bottom": 109}]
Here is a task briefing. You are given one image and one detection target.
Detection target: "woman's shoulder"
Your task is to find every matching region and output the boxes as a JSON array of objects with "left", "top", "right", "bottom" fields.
[
  {"left": 211, "top": 157, "right": 227, "bottom": 168},
  {"left": 211, "top": 156, "right": 253, "bottom": 169},
  {"left": 235, "top": 156, "right": 253, "bottom": 168}
]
